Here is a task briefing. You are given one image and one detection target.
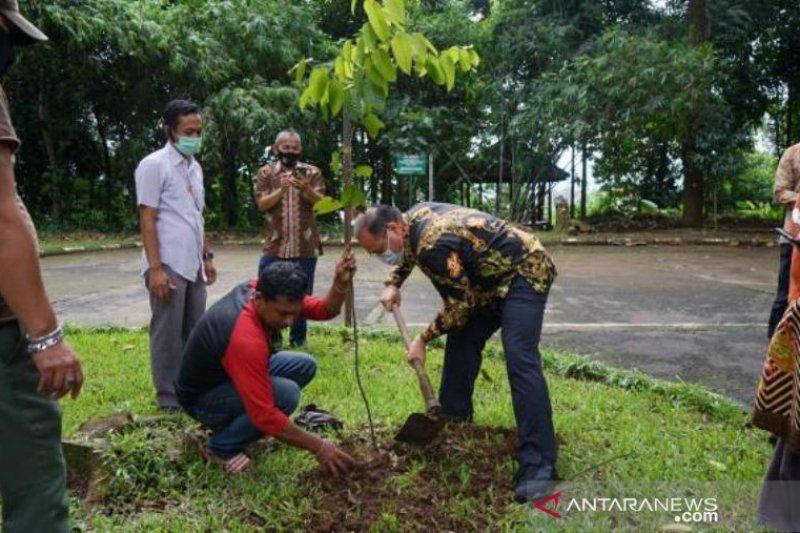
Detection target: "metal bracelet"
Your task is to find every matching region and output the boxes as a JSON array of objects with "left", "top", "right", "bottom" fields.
[{"left": 26, "top": 326, "right": 64, "bottom": 354}]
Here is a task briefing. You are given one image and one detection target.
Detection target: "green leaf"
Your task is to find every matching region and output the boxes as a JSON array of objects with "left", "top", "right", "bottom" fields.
[
  {"left": 290, "top": 58, "right": 309, "bottom": 85},
  {"left": 363, "top": 113, "right": 385, "bottom": 138},
  {"left": 468, "top": 48, "right": 480, "bottom": 67},
  {"left": 373, "top": 48, "right": 397, "bottom": 82},
  {"left": 440, "top": 53, "right": 456, "bottom": 91},
  {"left": 341, "top": 184, "right": 367, "bottom": 209},
  {"left": 364, "top": 57, "right": 387, "bottom": 88},
  {"left": 354, "top": 164, "right": 374, "bottom": 178},
  {"left": 308, "top": 67, "right": 330, "bottom": 101},
  {"left": 334, "top": 56, "right": 346, "bottom": 81},
  {"left": 361, "top": 22, "right": 379, "bottom": 51},
  {"left": 313, "top": 196, "right": 344, "bottom": 215},
  {"left": 351, "top": 0, "right": 358, "bottom": 14},
  {"left": 383, "top": 0, "right": 406, "bottom": 25},
  {"left": 299, "top": 86, "right": 314, "bottom": 110},
  {"left": 391, "top": 32, "right": 413, "bottom": 75},
  {"left": 413, "top": 32, "right": 437, "bottom": 54},
  {"left": 426, "top": 56, "right": 445, "bottom": 85},
  {"left": 328, "top": 79, "right": 345, "bottom": 117},
  {"left": 363, "top": 0, "right": 390, "bottom": 42},
  {"left": 457, "top": 48, "right": 472, "bottom": 72}
]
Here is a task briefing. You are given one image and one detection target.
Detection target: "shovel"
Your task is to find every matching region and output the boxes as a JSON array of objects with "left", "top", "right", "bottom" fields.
[{"left": 392, "top": 306, "right": 446, "bottom": 445}]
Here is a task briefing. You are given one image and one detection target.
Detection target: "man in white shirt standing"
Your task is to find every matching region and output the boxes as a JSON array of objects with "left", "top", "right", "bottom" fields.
[{"left": 135, "top": 99, "right": 216, "bottom": 412}]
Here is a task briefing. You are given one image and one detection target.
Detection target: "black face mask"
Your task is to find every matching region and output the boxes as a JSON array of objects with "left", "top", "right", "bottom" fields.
[
  {"left": 0, "top": 30, "right": 14, "bottom": 78},
  {"left": 277, "top": 151, "right": 300, "bottom": 168}
]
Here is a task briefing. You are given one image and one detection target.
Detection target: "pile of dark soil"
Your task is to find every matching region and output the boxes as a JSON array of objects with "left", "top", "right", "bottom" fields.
[{"left": 301, "top": 425, "right": 521, "bottom": 531}]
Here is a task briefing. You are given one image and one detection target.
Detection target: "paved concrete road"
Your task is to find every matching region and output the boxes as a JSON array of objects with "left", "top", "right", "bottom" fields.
[{"left": 41, "top": 244, "right": 779, "bottom": 405}]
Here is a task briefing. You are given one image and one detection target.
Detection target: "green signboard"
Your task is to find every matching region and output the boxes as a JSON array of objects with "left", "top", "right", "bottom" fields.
[{"left": 394, "top": 153, "right": 428, "bottom": 175}]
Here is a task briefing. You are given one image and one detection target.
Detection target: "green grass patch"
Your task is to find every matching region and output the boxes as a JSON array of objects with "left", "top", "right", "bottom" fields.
[{"left": 62, "top": 327, "right": 772, "bottom": 531}]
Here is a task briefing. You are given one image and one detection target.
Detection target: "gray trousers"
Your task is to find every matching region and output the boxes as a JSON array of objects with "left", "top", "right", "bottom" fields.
[{"left": 146, "top": 265, "right": 206, "bottom": 408}]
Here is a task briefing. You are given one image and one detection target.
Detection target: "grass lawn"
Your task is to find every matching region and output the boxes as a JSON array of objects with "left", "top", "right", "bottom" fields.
[{"left": 63, "top": 326, "right": 772, "bottom": 532}]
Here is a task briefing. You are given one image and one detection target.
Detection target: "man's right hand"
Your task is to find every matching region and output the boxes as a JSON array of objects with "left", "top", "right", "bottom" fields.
[
  {"left": 380, "top": 285, "right": 401, "bottom": 312},
  {"left": 31, "top": 340, "right": 84, "bottom": 400},
  {"left": 314, "top": 439, "right": 356, "bottom": 478},
  {"left": 148, "top": 265, "right": 172, "bottom": 301}
]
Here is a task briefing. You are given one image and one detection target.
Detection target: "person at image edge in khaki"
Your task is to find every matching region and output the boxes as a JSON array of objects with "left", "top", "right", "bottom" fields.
[{"left": 0, "top": 3, "right": 84, "bottom": 532}]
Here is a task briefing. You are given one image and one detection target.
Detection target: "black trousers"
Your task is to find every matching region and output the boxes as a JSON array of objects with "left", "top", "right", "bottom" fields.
[{"left": 769, "top": 243, "right": 793, "bottom": 339}]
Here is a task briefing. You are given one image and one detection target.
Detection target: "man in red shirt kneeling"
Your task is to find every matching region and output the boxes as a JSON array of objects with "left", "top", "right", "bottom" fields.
[{"left": 178, "top": 250, "right": 356, "bottom": 476}]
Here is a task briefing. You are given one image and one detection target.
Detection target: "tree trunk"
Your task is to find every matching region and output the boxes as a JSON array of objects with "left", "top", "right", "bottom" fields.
[
  {"left": 222, "top": 142, "right": 239, "bottom": 228},
  {"left": 342, "top": 112, "right": 354, "bottom": 326},
  {"left": 688, "top": 0, "right": 710, "bottom": 44},
  {"left": 681, "top": 0, "right": 710, "bottom": 227},
  {"left": 784, "top": 82, "right": 797, "bottom": 148},
  {"left": 38, "top": 99, "right": 62, "bottom": 222},
  {"left": 681, "top": 139, "right": 704, "bottom": 226},
  {"left": 570, "top": 144, "right": 575, "bottom": 218},
  {"left": 656, "top": 144, "right": 669, "bottom": 208},
  {"left": 580, "top": 142, "right": 587, "bottom": 218},
  {"left": 381, "top": 153, "right": 393, "bottom": 204},
  {"left": 497, "top": 113, "right": 504, "bottom": 216},
  {"left": 95, "top": 115, "right": 114, "bottom": 226}
]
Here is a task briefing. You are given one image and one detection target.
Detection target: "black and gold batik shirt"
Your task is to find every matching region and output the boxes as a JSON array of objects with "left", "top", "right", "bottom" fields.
[{"left": 386, "top": 202, "right": 557, "bottom": 342}]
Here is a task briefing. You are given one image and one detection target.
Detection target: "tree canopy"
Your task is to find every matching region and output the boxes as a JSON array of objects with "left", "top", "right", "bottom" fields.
[{"left": 7, "top": 0, "right": 799, "bottom": 230}]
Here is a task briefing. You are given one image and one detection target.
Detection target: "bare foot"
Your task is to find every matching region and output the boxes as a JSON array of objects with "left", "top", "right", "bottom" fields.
[{"left": 198, "top": 443, "right": 251, "bottom": 474}]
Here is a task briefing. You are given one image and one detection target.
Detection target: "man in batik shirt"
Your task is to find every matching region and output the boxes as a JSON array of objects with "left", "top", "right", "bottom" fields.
[
  {"left": 254, "top": 129, "right": 325, "bottom": 347},
  {"left": 769, "top": 142, "right": 800, "bottom": 338},
  {"left": 355, "top": 202, "right": 559, "bottom": 503}
]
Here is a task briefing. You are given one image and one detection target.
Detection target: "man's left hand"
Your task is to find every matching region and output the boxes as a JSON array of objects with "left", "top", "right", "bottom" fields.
[
  {"left": 204, "top": 260, "right": 217, "bottom": 286},
  {"left": 406, "top": 336, "right": 427, "bottom": 367}
]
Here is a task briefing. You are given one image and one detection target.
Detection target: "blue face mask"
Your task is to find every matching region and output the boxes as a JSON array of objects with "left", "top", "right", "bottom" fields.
[
  {"left": 176, "top": 135, "right": 202, "bottom": 156},
  {"left": 378, "top": 248, "right": 404, "bottom": 266},
  {"left": 378, "top": 231, "right": 404, "bottom": 266}
]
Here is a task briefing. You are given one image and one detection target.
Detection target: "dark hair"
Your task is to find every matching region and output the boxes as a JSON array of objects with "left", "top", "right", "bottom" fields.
[
  {"left": 256, "top": 261, "right": 309, "bottom": 301},
  {"left": 163, "top": 99, "right": 202, "bottom": 133},
  {"left": 355, "top": 204, "right": 403, "bottom": 237}
]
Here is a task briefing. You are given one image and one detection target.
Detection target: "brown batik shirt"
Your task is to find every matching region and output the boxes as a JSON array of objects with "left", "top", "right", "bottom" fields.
[
  {"left": 255, "top": 161, "right": 326, "bottom": 258},
  {"left": 774, "top": 143, "right": 800, "bottom": 236},
  {"left": 386, "top": 202, "right": 557, "bottom": 342},
  {"left": 0, "top": 83, "right": 38, "bottom": 324}
]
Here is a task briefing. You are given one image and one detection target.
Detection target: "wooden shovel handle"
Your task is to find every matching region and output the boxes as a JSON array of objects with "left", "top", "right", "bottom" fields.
[{"left": 391, "top": 307, "right": 440, "bottom": 415}]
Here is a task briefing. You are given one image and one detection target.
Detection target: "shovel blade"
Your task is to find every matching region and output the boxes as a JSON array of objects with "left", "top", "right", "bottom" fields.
[{"left": 394, "top": 412, "right": 446, "bottom": 445}]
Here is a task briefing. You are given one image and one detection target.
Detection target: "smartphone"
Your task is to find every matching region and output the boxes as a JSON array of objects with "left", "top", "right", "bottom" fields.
[{"left": 775, "top": 227, "right": 800, "bottom": 247}]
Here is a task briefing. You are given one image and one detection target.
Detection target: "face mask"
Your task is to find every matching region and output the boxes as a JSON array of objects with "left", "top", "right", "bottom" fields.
[
  {"left": 0, "top": 30, "right": 15, "bottom": 77},
  {"left": 176, "top": 135, "right": 202, "bottom": 156},
  {"left": 278, "top": 151, "right": 300, "bottom": 168},
  {"left": 379, "top": 248, "right": 404, "bottom": 266},
  {"left": 378, "top": 231, "right": 405, "bottom": 266}
]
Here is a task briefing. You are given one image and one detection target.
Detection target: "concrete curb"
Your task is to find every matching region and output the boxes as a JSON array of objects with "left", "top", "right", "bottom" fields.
[{"left": 39, "top": 234, "right": 778, "bottom": 257}]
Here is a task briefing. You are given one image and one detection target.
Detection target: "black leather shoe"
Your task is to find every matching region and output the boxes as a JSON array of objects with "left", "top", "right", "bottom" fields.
[{"left": 513, "top": 465, "right": 561, "bottom": 503}]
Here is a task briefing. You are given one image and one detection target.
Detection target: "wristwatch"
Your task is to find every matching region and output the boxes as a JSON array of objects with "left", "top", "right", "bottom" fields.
[{"left": 203, "top": 251, "right": 214, "bottom": 261}]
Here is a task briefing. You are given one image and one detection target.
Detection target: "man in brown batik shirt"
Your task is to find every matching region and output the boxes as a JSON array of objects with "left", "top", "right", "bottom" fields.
[
  {"left": 254, "top": 129, "right": 325, "bottom": 347},
  {"left": 769, "top": 142, "right": 800, "bottom": 338}
]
